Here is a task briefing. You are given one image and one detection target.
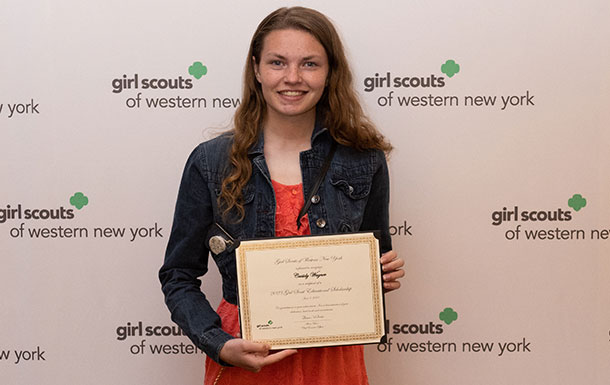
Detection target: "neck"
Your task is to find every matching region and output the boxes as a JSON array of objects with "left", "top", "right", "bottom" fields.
[{"left": 262, "top": 109, "right": 316, "bottom": 148}]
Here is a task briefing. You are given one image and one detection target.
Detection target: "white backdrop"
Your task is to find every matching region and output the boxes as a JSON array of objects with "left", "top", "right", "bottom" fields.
[{"left": 1, "top": 1, "right": 609, "bottom": 384}]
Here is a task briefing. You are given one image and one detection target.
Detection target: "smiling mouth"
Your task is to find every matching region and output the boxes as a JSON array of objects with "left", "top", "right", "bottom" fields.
[{"left": 279, "top": 90, "right": 307, "bottom": 96}]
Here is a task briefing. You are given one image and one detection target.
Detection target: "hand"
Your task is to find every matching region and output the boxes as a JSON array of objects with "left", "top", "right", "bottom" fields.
[
  {"left": 380, "top": 250, "right": 405, "bottom": 292},
  {"left": 219, "top": 338, "right": 297, "bottom": 372}
]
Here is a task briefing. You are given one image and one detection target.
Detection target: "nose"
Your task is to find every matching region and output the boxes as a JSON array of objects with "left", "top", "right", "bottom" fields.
[{"left": 284, "top": 64, "right": 301, "bottom": 83}]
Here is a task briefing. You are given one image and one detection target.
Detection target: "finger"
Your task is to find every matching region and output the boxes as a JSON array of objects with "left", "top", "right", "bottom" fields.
[
  {"left": 383, "top": 280, "right": 401, "bottom": 291},
  {"left": 379, "top": 250, "right": 398, "bottom": 264},
  {"left": 383, "top": 269, "right": 405, "bottom": 282},
  {"left": 261, "top": 349, "right": 298, "bottom": 367},
  {"left": 241, "top": 340, "right": 271, "bottom": 355},
  {"left": 382, "top": 258, "right": 404, "bottom": 272},
  {"left": 239, "top": 349, "right": 296, "bottom": 372}
]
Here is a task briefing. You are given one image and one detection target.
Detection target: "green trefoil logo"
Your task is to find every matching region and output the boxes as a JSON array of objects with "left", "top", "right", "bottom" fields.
[
  {"left": 69, "top": 192, "right": 89, "bottom": 210},
  {"left": 439, "top": 307, "right": 458, "bottom": 325},
  {"left": 568, "top": 194, "right": 587, "bottom": 211},
  {"left": 441, "top": 59, "right": 460, "bottom": 78},
  {"left": 189, "top": 61, "right": 208, "bottom": 79}
]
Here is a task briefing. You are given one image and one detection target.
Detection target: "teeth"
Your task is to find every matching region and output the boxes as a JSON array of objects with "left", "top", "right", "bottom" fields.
[{"left": 280, "top": 91, "right": 304, "bottom": 96}]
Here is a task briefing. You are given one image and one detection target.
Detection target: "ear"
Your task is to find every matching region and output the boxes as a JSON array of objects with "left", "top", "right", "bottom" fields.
[{"left": 252, "top": 56, "right": 261, "bottom": 83}]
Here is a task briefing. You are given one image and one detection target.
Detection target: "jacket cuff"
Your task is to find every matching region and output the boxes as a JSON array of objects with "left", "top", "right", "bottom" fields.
[{"left": 201, "top": 328, "right": 235, "bottom": 365}]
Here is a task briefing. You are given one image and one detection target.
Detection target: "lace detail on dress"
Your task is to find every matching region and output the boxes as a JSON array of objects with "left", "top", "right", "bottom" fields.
[{"left": 271, "top": 180, "right": 310, "bottom": 237}]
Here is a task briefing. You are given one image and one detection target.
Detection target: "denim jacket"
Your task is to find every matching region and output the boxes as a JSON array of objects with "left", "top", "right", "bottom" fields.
[{"left": 159, "top": 122, "right": 391, "bottom": 364}]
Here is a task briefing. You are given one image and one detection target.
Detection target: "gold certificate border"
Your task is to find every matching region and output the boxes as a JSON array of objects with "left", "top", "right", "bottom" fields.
[{"left": 236, "top": 233, "right": 384, "bottom": 347}]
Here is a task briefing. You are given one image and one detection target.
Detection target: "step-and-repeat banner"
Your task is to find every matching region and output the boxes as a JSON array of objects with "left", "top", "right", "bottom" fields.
[{"left": 2, "top": 0, "right": 609, "bottom": 384}]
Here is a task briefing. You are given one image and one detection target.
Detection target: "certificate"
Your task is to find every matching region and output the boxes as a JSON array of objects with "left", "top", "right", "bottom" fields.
[{"left": 235, "top": 232, "right": 386, "bottom": 349}]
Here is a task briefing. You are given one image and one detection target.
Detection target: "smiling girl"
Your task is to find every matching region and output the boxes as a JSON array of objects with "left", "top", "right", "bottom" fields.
[{"left": 160, "top": 7, "right": 404, "bottom": 384}]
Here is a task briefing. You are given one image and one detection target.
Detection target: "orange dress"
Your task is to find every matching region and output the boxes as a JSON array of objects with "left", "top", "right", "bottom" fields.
[{"left": 203, "top": 180, "right": 369, "bottom": 385}]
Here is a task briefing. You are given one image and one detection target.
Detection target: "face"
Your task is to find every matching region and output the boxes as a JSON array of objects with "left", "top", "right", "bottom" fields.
[{"left": 254, "top": 28, "right": 329, "bottom": 123}]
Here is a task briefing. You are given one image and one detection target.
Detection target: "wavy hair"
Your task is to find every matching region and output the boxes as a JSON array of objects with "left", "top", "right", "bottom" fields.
[{"left": 219, "top": 6, "right": 392, "bottom": 220}]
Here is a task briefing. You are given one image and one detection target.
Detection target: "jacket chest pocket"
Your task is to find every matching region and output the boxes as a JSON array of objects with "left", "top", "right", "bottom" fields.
[{"left": 330, "top": 172, "right": 372, "bottom": 231}]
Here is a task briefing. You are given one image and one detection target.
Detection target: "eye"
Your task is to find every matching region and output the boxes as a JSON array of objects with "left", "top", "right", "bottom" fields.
[
  {"left": 303, "top": 61, "right": 317, "bottom": 68},
  {"left": 270, "top": 60, "right": 283, "bottom": 66}
]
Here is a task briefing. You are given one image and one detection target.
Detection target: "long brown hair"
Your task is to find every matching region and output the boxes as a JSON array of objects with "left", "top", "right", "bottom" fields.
[{"left": 219, "top": 6, "right": 392, "bottom": 220}]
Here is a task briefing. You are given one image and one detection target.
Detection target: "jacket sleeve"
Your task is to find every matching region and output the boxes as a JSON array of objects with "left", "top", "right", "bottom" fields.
[
  {"left": 159, "top": 144, "right": 233, "bottom": 364},
  {"left": 360, "top": 150, "right": 393, "bottom": 253}
]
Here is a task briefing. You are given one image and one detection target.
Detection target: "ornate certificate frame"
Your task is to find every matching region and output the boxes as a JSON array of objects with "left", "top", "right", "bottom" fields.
[{"left": 236, "top": 232, "right": 386, "bottom": 349}]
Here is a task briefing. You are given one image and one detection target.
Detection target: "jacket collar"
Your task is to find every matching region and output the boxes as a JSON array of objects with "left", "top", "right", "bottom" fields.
[{"left": 247, "top": 114, "right": 329, "bottom": 156}]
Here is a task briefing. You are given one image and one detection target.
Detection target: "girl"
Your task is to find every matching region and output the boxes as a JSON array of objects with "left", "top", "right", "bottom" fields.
[{"left": 160, "top": 6, "right": 404, "bottom": 384}]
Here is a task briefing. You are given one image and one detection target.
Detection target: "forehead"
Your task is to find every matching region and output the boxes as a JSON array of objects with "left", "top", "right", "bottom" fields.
[{"left": 260, "top": 28, "right": 327, "bottom": 58}]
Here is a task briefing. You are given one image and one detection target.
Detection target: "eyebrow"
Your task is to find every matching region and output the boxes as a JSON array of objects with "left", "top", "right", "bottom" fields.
[{"left": 265, "top": 53, "right": 322, "bottom": 61}]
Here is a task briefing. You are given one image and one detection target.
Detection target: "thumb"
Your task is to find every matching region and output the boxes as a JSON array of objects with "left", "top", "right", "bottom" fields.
[{"left": 241, "top": 340, "right": 271, "bottom": 354}]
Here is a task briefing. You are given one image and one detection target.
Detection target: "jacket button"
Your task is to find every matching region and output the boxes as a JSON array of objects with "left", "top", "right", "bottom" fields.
[
  {"left": 316, "top": 218, "right": 327, "bottom": 228},
  {"left": 209, "top": 235, "right": 227, "bottom": 254},
  {"left": 311, "top": 194, "right": 320, "bottom": 204},
  {"left": 348, "top": 185, "right": 354, "bottom": 194}
]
